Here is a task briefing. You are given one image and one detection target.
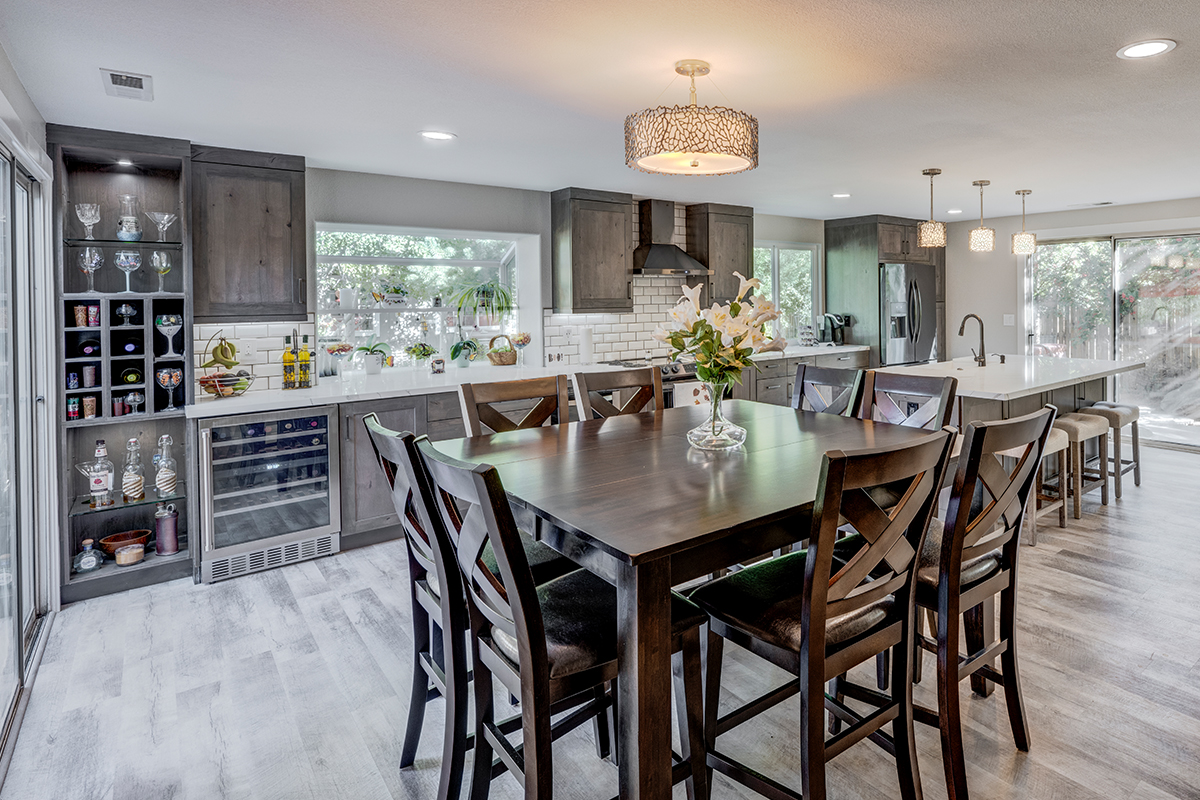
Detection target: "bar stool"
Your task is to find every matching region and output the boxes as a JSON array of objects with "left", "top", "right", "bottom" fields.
[
  {"left": 1077, "top": 402, "right": 1141, "bottom": 498},
  {"left": 1000, "top": 426, "right": 1068, "bottom": 544},
  {"left": 1052, "top": 413, "right": 1109, "bottom": 519}
]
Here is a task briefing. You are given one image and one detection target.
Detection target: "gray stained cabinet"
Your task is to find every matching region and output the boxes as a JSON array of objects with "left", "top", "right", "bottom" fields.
[
  {"left": 551, "top": 187, "right": 634, "bottom": 313},
  {"left": 191, "top": 146, "right": 307, "bottom": 322},
  {"left": 686, "top": 203, "right": 754, "bottom": 304},
  {"left": 339, "top": 396, "right": 426, "bottom": 539},
  {"left": 878, "top": 221, "right": 934, "bottom": 265}
]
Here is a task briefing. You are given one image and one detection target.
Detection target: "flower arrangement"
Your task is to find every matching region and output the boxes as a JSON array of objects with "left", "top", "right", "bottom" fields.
[{"left": 405, "top": 342, "right": 437, "bottom": 362}]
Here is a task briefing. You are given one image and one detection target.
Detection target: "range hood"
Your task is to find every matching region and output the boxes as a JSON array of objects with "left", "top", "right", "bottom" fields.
[{"left": 632, "top": 199, "right": 712, "bottom": 276}]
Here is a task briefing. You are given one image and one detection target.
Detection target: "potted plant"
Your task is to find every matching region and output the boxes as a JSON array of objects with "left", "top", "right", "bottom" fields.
[
  {"left": 451, "top": 280, "right": 514, "bottom": 328},
  {"left": 372, "top": 282, "right": 409, "bottom": 306},
  {"left": 449, "top": 337, "right": 479, "bottom": 367},
  {"left": 355, "top": 340, "right": 391, "bottom": 375},
  {"left": 405, "top": 342, "right": 437, "bottom": 364}
]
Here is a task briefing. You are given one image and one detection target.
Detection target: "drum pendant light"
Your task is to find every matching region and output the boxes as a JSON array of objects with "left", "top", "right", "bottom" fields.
[
  {"left": 625, "top": 60, "right": 759, "bottom": 176},
  {"left": 969, "top": 180, "right": 996, "bottom": 253},
  {"left": 1012, "top": 190, "right": 1037, "bottom": 255},
  {"left": 917, "top": 168, "right": 947, "bottom": 248}
]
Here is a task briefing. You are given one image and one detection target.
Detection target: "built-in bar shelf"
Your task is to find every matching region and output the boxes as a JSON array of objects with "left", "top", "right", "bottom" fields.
[
  {"left": 69, "top": 491, "right": 187, "bottom": 518},
  {"left": 64, "top": 238, "right": 183, "bottom": 250}
]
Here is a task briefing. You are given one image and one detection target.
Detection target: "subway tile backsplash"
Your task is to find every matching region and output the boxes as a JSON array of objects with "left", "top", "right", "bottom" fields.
[
  {"left": 193, "top": 315, "right": 317, "bottom": 393},
  {"left": 542, "top": 276, "right": 687, "bottom": 365}
]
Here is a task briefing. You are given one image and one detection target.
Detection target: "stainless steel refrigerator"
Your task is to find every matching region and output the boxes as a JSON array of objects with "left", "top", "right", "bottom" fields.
[{"left": 880, "top": 262, "right": 938, "bottom": 366}]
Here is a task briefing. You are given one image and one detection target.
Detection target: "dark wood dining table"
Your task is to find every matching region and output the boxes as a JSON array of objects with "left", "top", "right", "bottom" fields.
[{"left": 434, "top": 399, "right": 937, "bottom": 800}]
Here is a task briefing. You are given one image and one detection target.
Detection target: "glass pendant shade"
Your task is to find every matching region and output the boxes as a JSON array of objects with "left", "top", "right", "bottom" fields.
[
  {"left": 625, "top": 60, "right": 758, "bottom": 176},
  {"left": 1012, "top": 231, "right": 1037, "bottom": 255},
  {"left": 918, "top": 220, "right": 947, "bottom": 248},
  {"left": 969, "top": 227, "right": 996, "bottom": 252}
]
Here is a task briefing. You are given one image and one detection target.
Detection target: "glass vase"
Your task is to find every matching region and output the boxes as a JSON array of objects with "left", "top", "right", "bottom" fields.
[{"left": 687, "top": 381, "right": 746, "bottom": 450}]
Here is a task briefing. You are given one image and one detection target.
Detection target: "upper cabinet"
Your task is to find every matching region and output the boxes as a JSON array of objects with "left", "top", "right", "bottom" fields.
[
  {"left": 191, "top": 146, "right": 307, "bottom": 322},
  {"left": 551, "top": 187, "right": 634, "bottom": 313},
  {"left": 685, "top": 203, "right": 754, "bottom": 304},
  {"left": 878, "top": 221, "right": 934, "bottom": 265}
]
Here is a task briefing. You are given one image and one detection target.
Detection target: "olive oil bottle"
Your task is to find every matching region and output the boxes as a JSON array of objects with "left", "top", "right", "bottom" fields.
[
  {"left": 282, "top": 335, "right": 296, "bottom": 390},
  {"left": 298, "top": 335, "right": 312, "bottom": 388}
]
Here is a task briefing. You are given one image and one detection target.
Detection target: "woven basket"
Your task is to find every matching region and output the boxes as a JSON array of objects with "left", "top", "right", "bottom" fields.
[{"left": 486, "top": 335, "right": 517, "bottom": 366}]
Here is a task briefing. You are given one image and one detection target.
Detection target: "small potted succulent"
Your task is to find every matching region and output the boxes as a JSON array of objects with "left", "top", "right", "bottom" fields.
[
  {"left": 449, "top": 337, "right": 479, "bottom": 367},
  {"left": 372, "top": 282, "right": 409, "bottom": 306},
  {"left": 355, "top": 340, "right": 391, "bottom": 375},
  {"left": 405, "top": 342, "right": 437, "bottom": 364}
]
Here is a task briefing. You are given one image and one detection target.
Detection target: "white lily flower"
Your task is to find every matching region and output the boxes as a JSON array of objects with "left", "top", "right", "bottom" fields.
[
  {"left": 681, "top": 283, "right": 704, "bottom": 313},
  {"left": 756, "top": 336, "right": 788, "bottom": 354},
  {"left": 651, "top": 325, "right": 672, "bottom": 343},
  {"left": 733, "top": 271, "right": 762, "bottom": 302},
  {"left": 668, "top": 299, "right": 699, "bottom": 328}
]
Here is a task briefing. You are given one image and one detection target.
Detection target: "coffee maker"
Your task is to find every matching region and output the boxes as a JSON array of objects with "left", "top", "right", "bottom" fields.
[{"left": 821, "top": 313, "right": 852, "bottom": 345}]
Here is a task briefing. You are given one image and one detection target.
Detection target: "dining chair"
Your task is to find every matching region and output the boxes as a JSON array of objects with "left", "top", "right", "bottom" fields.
[
  {"left": 789, "top": 364, "right": 864, "bottom": 415},
  {"left": 414, "top": 437, "right": 710, "bottom": 800},
  {"left": 691, "top": 427, "right": 956, "bottom": 800},
  {"left": 571, "top": 367, "right": 663, "bottom": 420},
  {"left": 910, "top": 406, "right": 1056, "bottom": 800},
  {"left": 858, "top": 371, "right": 958, "bottom": 430},
  {"left": 460, "top": 375, "right": 571, "bottom": 436},
  {"left": 363, "top": 415, "right": 579, "bottom": 800}
]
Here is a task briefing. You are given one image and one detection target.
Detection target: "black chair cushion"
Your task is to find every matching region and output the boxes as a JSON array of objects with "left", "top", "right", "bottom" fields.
[
  {"left": 426, "top": 532, "right": 577, "bottom": 598},
  {"left": 491, "top": 570, "right": 706, "bottom": 679},
  {"left": 915, "top": 517, "right": 1001, "bottom": 607},
  {"left": 689, "top": 550, "right": 894, "bottom": 653}
]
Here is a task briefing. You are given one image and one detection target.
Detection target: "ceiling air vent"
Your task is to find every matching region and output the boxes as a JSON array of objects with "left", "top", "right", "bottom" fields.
[
  {"left": 100, "top": 68, "right": 154, "bottom": 101},
  {"left": 1066, "top": 201, "right": 1115, "bottom": 209}
]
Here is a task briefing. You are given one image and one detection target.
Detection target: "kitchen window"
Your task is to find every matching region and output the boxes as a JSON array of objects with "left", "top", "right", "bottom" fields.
[{"left": 752, "top": 243, "right": 822, "bottom": 339}]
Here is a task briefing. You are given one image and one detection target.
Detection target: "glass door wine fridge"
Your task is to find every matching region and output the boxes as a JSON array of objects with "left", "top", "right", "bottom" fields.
[{"left": 197, "top": 407, "right": 340, "bottom": 582}]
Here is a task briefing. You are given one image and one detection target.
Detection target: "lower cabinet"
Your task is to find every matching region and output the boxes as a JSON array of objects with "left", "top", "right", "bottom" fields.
[{"left": 339, "top": 396, "right": 426, "bottom": 539}]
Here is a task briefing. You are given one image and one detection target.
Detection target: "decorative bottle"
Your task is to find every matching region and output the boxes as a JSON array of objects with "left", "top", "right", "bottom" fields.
[
  {"left": 122, "top": 437, "right": 145, "bottom": 502},
  {"left": 73, "top": 539, "right": 104, "bottom": 574},
  {"left": 76, "top": 439, "right": 115, "bottom": 508},
  {"left": 153, "top": 434, "right": 178, "bottom": 498},
  {"left": 282, "top": 335, "right": 296, "bottom": 390},
  {"left": 298, "top": 335, "right": 312, "bottom": 388},
  {"left": 116, "top": 194, "right": 143, "bottom": 242}
]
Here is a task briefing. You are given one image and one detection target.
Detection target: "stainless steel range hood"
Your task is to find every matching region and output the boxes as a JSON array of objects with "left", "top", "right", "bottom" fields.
[{"left": 632, "top": 199, "right": 712, "bottom": 276}]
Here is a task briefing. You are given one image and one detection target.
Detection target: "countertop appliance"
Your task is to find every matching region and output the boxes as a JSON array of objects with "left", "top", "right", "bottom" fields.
[
  {"left": 821, "top": 313, "right": 851, "bottom": 345},
  {"left": 881, "top": 262, "right": 937, "bottom": 366}
]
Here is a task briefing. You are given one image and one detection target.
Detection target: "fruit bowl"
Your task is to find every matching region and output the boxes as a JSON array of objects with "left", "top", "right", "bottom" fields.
[{"left": 198, "top": 371, "right": 255, "bottom": 398}]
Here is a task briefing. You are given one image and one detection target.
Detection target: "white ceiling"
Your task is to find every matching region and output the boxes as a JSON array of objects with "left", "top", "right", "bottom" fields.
[{"left": 1, "top": 0, "right": 1196, "bottom": 220}]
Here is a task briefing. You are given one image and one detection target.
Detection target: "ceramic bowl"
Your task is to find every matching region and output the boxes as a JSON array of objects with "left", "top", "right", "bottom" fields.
[{"left": 98, "top": 529, "right": 151, "bottom": 556}]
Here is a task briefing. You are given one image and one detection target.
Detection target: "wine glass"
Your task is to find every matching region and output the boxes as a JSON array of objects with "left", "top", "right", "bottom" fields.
[
  {"left": 155, "top": 314, "right": 183, "bottom": 357},
  {"left": 144, "top": 212, "right": 178, "bottom": 243},
  {"left": 511, "top": 331, "right": 531, "bottom": 366},
  {"left": 114, "top": 250, "right": 141, "bottom": 294},
  {"left": 151, "top": 251, "right": 172, "bottom": 293},
  {"left": 125, "top": 391, "right": 145, "bottom": 414},
  {"left": 325, "top": 342, "right": 354, "bottom": 381},
  {"left": 156, "top": 368, "right": 182, "bottom": 411},
  {"left": 77, "top": 247, "right": 103, "bottom": 293},
  {"left": 75, "top": 204, "right": 100, "bottom": 240},
  {"left": 115, "top": 304, "right": 136, "bottom": 326}
]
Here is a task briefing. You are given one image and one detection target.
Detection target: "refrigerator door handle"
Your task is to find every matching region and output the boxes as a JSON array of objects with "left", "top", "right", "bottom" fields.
[
  {"left": 911, "top": 280, "right": 923, "bottom": 343},
  {"left": 200, "top": 427, "right": 215, "bottom": 553},
  {"left": 906, "top": 281, "right": 917, "bottom": 342}
]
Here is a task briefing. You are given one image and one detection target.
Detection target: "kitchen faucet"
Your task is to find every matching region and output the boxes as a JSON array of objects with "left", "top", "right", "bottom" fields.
[{"left": 958, "top": 314, "right": 986, "bottom": 367}]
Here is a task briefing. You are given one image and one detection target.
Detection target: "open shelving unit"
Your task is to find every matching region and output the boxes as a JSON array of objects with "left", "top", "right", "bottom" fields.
[{"left": 49, "top": 126, "right": 196, "bottom": 602}]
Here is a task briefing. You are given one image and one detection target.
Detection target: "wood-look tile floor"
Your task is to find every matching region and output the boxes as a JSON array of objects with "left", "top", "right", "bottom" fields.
[{"left": 6, "top": 447, "right": 1200, "bottom": 800}]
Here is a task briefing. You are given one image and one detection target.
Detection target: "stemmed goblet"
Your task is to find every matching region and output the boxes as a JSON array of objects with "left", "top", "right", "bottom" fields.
[
  {"left": 144, "top": 212, "right": 178, "bottom": 243},
  {"left": 115, "top": 304, "right": 136, "bottom": 327},
  {"left": 78, "top": 247, "right": 103, "bottom": 293},
  {"left": 155, "top": 314, "right": 183, "bottom": 357},
  {"left": 125, "top": 391, "right": 145, "bottom": 415},
  {"left": 115, "top": 250, "right": 141, "bottom": 293},
  {"left": 156, "top": 368, "right": 182, "bottom": 411},
  {"left": 151, "top": 251, "right": 172, "bottom": 293},
  {"left": 75, "top": 204, "right": 101, "bottom": 240}
]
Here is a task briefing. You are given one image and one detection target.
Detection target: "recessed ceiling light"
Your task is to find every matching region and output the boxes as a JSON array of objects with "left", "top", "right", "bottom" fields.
[
  {"left": 1117, "top": 39, "right": 1177, "bottom": 59},
  {"left": 420, "top": 130, "right": 457, "bottom": 141},
  {"left": 947, "top": 209, "right": 963, "bottom": 214},
  {"left": 116, "top": 158, "right": 133, "bottom": 166},
  {"left": 832, "top": 193, "right": 851, "bottom": 198}
]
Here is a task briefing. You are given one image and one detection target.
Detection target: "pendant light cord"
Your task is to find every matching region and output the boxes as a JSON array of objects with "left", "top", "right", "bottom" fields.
[
  {"left": 979, "top": 184, "right": 985, "bottom": 227},
  {"left": 930, "top": 174, "right": 935, "bottom": 219},
  {"left": 1022, "top": 194, "right": 1027, "bottom": 231}
]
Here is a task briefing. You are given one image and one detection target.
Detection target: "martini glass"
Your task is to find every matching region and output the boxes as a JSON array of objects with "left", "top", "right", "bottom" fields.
[
  {"left": 151, "top": 251, "right": 172, "bottom": 293},
  {"left": 75, "top": 204, "right": 100, "bottom": 240},
  {"left": 116, "top": 304, "right": 136, "bottom": 326},
  {"left": 144, "top": 212, "right": 178, "bottom": 243},
  {"left": 125, "top": 391, "right": 145, "bottom": 415},
  {"left": 155, "top": 314, "right": 183, "bottom": 357},
  {"left": 115, "top": 250, "right": 141, "bottom": 293},
  {"left": 325, "top": 342, "right": 354, "bottom": 381},
  {"left": 156, "top": 368, "right": 182, "bottom": 411},
  {"left": 78, "top": 247, "right": 103, "bottom": 293}
]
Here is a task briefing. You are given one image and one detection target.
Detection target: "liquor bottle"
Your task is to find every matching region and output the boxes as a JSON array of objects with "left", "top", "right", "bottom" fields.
[
  {"left": 298, "top": 335, "right": 312, "bottom": 388},
  {"left": 122, "top": 437, "right": 145, "bottom": 502},
  {"left": 153, "top": 434, "right": 178, "bottom": 498},
  {"left": 73, "top": 540, "right": 104, "bottom": 574},
  {"left": 282, "top": 335, "right": 296, "bottom": 390},
  {"left": 76, "top": 439, "right": 116, "bottom": 508}
]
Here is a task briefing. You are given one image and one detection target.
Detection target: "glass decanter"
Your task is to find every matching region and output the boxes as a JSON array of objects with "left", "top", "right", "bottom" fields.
[
  {"left": 76, "top": 439, "right": 116, "bottom": 508},
  {"left": 73, "top": 540, "right": 105, "bottom": 574},
  {"left": 122, "top": 437, "right": 145, "bottom": 502},
  {"left": 153, "top": 434, "right": 178, "bottom": 498},
  {"left": 117, "top": 194, "right": 142, "bottom": 241}
]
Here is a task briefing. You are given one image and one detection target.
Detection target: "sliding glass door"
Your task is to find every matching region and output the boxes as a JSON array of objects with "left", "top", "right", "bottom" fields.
[
  {"left": 1027, "top": 239, "right": 1113, "bottom": 358},
  {"left": 0, "top": 150, "right": 17, "bottom": 723}
]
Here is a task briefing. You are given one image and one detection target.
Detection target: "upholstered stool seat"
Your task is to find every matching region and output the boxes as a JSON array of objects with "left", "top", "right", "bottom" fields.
[
  {"left": 997, "top": 427, "right": 1068, "bottom": 544},
  {"left": 1078, "top": 402, "right": 1142, "bottom": 498},
  {"left": 1053, "top": 413, "right": 1109, "bottom": 519}
]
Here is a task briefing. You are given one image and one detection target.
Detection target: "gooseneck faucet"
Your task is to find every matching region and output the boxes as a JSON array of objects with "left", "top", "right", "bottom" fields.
[{"left": 958, "top": 314, "right": 986, "bottom": 367}]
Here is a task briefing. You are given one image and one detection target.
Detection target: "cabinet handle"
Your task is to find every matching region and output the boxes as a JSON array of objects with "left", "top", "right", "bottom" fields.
[
  {"left": 345, "top": 413, "right": 353, "bottom": 441},
  {"left": 200, "top": 428, "right": 215, "bottom": 553},
  {"left": 838, "top": 356, "right": 851, "bottom": 361},
  {"left": 627, "top": 281, "right": 632, "bottom": 300},
  {"left": 765, "top": 384, "right": 782, "bottom": 390}
]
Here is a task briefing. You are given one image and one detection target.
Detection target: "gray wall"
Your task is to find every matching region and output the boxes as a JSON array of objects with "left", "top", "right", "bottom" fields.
[
  {"left": 755, "top": 212, "right": 824, "bottom": 246},
  {"left": 945, "top": 197, "right": 1200, "bottom": 358},
  {"left": 0, "top": 38, "right": 46, "bottom": 167}
]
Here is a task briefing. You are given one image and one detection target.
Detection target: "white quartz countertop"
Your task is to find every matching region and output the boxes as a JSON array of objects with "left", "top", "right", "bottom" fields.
[
  {"left": 185, "top": 343, "right": 869, "bottom": 419},
  {"left": 878, "top": 355, "right": 1145, "bottom": 402}
]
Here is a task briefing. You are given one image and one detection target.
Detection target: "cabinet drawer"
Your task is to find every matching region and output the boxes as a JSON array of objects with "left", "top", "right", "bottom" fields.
[
  {"left": 755, "top": 359, "right": 788, "bottom": 377},
  {"left": 427, "top": 391, "right": 462, "bottom": 422},
  {"left": 756, "top": 378, "right": 789, "bottom": 406},
  {"left": 813, "top": 351, "right": 869, "bottom": 369}
]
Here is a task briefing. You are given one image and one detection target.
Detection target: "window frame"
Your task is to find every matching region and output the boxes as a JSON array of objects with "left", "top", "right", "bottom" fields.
[{"left": 752, "top": 240, "right": 823, "bottom": 339}]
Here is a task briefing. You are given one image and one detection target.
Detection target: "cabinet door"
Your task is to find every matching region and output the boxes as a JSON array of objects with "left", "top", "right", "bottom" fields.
[
  {"left": 193, "top": 161, "right": 307, "bottom": 321},
  {"left": 339, "top": 397, "right": 426, "bottom": 538},
  {"left": 905, "top": 225, "right": 935, "bottom": 264},
  {"left": 571, "top": 199, "right": 632, "bottom": 311},
  {"left": 707, "top": 213, "right": 753, "bottom": 303},
  {"left": 878, "top": 223, "right": 907, "bottom": 261}
]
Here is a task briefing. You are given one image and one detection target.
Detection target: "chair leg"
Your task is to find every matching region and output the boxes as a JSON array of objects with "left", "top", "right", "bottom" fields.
[
  {"left": 1112, "top": 425, "right": 1123, "bottom": 499},
  {"left": 828, "top": 675, "right": 844, "bottom": 734},
  {"left": 1025, "top": 466, "right": 1040, "bottom": 546},
  {"left": 912, "top": 611, "right": 925, "bottom": 685},
  {"left": 438, "top": 618, "right": 470, "bottom": 800},
  {"left": 891, "top": 612, "right": 923, "bottom": 800},
  {"left": 674, "top": 627, "right": 709, "bottom": 800},
  {"left": 400, "top": 603, "right": 432, "bottom": 769},
  {"left": 1056, "top": 452, "right": 1067, "bottom": 528},
  {"left": 876, "top": 650, "right": 890, "bottom": 691},
  {"left": 998, "top": 584, "right": 1030, "bottom": 752},
  {"left": 1071, "top": 441, "right": 1083, "bottom": 519},
  {"left": 799, "top": 663, "right": 828, "bottom": 800},
  {"left": 467, "top": 650, "right": 495, "bottom": 800},
  {"left": 1099, "top": 432, "right": 1109, "bottom": 506},
  {"left": 703, "top": 629, "right": 724, "bottom": 799},
  {"left": 937, "top": 601, "right": 970, "bottom": 800},
  {"left": 1132, "top": 420, "right": 1141, "bottom": 486},
  {"left": 592, "top": 684, "right": 612, "bottom": 760},
  {"left": 964, "top": 602, "right": 993, "bottom": 699}
]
